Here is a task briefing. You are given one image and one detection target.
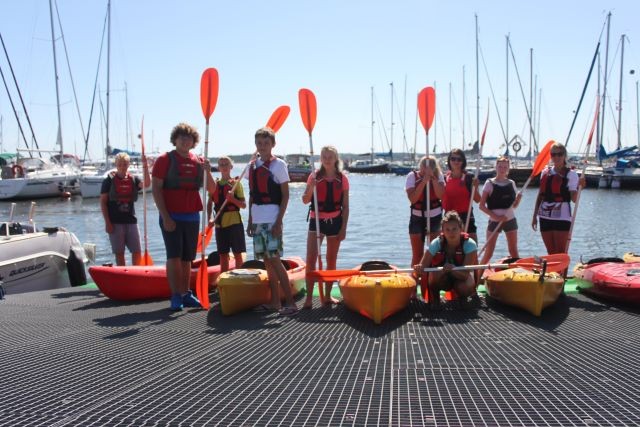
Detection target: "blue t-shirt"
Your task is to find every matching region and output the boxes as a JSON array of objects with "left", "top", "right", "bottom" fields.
[{"left": 428, "top": 236, "right": 477, "bottom": 261}]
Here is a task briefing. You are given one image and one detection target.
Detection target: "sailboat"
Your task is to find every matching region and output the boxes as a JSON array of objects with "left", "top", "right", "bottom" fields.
[
  {"left": 346, "top": 86, "right": 390, "bottom": 174},
  {"left": 0, "top": 0, "right": 82, "bottom": 200}
]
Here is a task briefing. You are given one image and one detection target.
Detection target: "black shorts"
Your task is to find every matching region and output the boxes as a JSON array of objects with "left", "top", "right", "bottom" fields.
[
  {"left": 409, "top": 214, "right": 442, "bottom": 241},
  {"left": 458, "top": 211, "right": 477, "bottom": 234},
  {"left": 309, "top": 215, "right": 343, "bottom": 237},
  {"left": 539, "top": 217, "right": 571, "bottom": 232},
  {"left": 160, "top": 218, "right": 200, "bottom": 261},
  {"left": 215, "top": 222, "right": 247, "bottom": 254},
  {"left": 487, "top": 218, "right": 518, "bottom": 233}
]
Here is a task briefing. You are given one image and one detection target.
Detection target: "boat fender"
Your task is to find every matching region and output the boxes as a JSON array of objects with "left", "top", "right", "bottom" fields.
[
  {"left": 67, "top": 249, "right": 87, "bottom": 287},
  {"left": 12, "top": 164, "right": 24, "bottom": 177}
]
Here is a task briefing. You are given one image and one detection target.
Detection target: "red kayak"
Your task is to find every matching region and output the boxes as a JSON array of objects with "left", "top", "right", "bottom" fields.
[
  {"left": 574, "top": 261, "right": 640, "bottom": 305},
  {"left": 89, "top": 257, "right": 235, "bottom": 301}
]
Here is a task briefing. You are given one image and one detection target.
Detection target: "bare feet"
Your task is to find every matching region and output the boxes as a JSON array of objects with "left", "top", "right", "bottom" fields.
[
  {"left": 322, "top": 296, "right": 341, "bottom": 306},
  {"left": 303, "top": 298, "right": 313, "bottom": 309}
]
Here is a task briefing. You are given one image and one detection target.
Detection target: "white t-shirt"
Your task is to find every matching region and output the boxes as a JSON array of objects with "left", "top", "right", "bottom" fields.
[
  {"left": 248, "top": 156, "right": 289, "bottom": 224},
  {"left": 537, "top": 167, "right": 578, "bottom": 221},
  {"left": 405, "top": 171, "right": 445, "bottom": 218},
  {"left": 481, "top": 178, "right": 518, "bottom": 220}
]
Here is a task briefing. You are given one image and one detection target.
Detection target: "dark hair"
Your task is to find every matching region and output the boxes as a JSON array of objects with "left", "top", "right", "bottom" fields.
[
  {"left": 447, "top": 148, "right": 467, "bottom": 170},
  {"left": 255, "top": 127, "right": 276, "bottom": 145},
  {"left": 170, "top": 123, "right": 200, "bottom": 147},
  {"left": 441, "top": 210, "right": 463, "bottom": 228}
]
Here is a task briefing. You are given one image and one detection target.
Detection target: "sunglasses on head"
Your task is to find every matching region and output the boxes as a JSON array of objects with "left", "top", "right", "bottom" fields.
[
  {"left": 550, "top": 152, "right": 564, "bottom": 157},
  {"left": 449, "top": 157, "right": 463, "bottom": 162}
]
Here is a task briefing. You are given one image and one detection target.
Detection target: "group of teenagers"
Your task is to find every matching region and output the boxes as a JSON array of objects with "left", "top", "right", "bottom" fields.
[{"left": 100, "top": 121, "right": 585, "bottom": 315}]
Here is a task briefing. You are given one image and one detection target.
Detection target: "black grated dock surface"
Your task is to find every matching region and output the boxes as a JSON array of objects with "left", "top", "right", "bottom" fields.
[{"left": 1, "top": 287, "right": 639, "bottom": 426}]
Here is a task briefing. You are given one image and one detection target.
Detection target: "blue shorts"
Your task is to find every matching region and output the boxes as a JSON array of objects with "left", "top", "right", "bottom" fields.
[
  {"left": 160, "top": 218, "right": 200, "bottom": 261},
  {"left": 409, "top": 214, "right": 442, "bottom": 241},
  {"left": 251, "top": 223, "right": 283, "bottom": 260},
  {"left": 108, "top": 223, "right": 141, "bottom": 254}
]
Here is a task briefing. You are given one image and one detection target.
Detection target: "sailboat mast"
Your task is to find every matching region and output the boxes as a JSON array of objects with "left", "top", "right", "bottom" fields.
[
  {"left": 617, "top": 34, "right": 625, "bottom": 150},
  {"left": 448, "top": 82, "right": 452, "bottom": 152},
  {"left": 48, "top": 0, "right": 63, "bottom": 157},
  {"left": 462, "top": 66, "right": 466, "bottom": 148},
  {"left": 390, "top": 82, "right": 394, "bottom": 160},
  {"left": 528, "top": 48, "right": 533, "bottom": 157},
  {"left": 475, "top": 14, "right": 480, "bottom": 153},
  {"left": 106, "top": 0, "right": 111, "bottom": 160},
  {"left": 506, "top": 35, "right": 509, "bottom": 150},
  {"left": 600, "top": 12, "right": 611, "bottom": 154},
  {"left": 636, "top": 80, "right": 639, "bottom": 147},
  {"left": 370, "top": 86, "right": 374, "bottom": 163}
]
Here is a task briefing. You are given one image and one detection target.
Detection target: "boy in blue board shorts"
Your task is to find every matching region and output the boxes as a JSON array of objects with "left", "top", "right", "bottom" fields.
[{"left": 246, "top": 127, "right": 298, "bottom": 316}]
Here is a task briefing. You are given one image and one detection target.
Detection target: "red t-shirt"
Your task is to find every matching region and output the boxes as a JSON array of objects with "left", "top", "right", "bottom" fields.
[
  {"left": 152, "top": 150, "right": 204, "bottom": 213},
  {"left": 442, "top": 172, "right": 472, "bottom": 214}
]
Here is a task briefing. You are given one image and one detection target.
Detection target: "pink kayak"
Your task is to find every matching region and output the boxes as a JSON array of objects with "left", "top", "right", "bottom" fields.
[{"left": 574, "top": 261, "right": 640, "bottom": 305}]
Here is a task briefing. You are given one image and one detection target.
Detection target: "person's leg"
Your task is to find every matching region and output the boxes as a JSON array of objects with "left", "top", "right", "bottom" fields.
[
  {"left": 540, "top": 231, "right": 555, "bottom": 255},
  {"left": 179, "top": 260, "right": 192, "bottom": 294},
  {"left": 109, "top": 224, "right": 126, "bottom": 266},
  {"left": 324, "top": 235, "right": 341, "bottom": 304},
  {"left": 219, "top": 253, "right": 230, "bottom": 273},
  {"left": 131, "top": 252, "right": 142, "bottom": 266},
  {"left": 454, "top": 273, "right": 476, "bottom": 298},
  {"left": 409, "top": 234, "right": 425, "bottom": 267},
  {"left": 480, "top": 226, "right": 498, "bottom": 265},
  {"left": 232, "top": 252, "right": 245, "bottom": 269},
  {"left": 115, "top": 253, "right": 126, "bottom": 266},
  {"left": 304, "top": 231, "right": 317, "bottom": 308},
  {"left": 505, "top": 230, "right": 519, "bottom": 258},
  {"left": 267, "top": 255, "right": 295, "bottom": 308}
]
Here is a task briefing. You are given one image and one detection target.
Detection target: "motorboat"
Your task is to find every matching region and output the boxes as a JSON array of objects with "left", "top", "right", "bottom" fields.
[
  {"left": 346, "top": 157, "right": 390, "bottom": 174},
  {"left": 285, "top": 154, "right": 312, "bottom": 183},
  {"left": 0, "top": 203, "right": 92, "bottom": 295}
]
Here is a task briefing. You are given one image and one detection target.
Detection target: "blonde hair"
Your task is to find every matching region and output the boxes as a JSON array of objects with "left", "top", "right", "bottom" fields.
[
  {"left": 418, "top": 155, "right": 441, "bottom": 178},
  {"left": 114, "top": 152, "right": 130, "bottom": 164},
  {"left": 550, "top": 141, "right": 568, "bottom": 167},
  {"left": 495, "top": 156, "right": 510, "bottom": 166},
  {"left": 317, "top": 145, "right": 343, "bottom": 177},
  {"left": 217, "top": 155, "right": 233, "bottom": 166}
]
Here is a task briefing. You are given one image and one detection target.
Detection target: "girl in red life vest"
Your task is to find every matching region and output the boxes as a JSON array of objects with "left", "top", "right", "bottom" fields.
[
  {"left": 414, "top": 210, "right": 478, "bottom": 309},
  {"left": 302, "top": 146, "right": 350, "bottom": 308},
  {"left": 478, "top": 156, "right": 522, "bottom": 264},
  {"left": 406, "top": 155, "right": 445, "bottom": 274},
  {"left": 532, "top": 142, "right": 586, "bottom": 255},
  {"left": 442, "top": 149, "right": 481, "bottom": 244}
]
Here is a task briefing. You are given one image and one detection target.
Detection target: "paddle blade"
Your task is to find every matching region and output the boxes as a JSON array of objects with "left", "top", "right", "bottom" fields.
[
  {"left": 480, "top": 99, "right": 490, "bottom": 148},
  {"left": 531, "top": 139, "right": 554, "bottom": 177},
  {"left": 140, "top": 116, "right": 146, "bottom": 155},
  {"left": 298, "top": 88, "right": 317, "bottom": 134},
  {"left": 308, "top": 269, "right": 360, "bottom": 281},
  {"left": 142, "top": 251, "right": 153, "bottom": 266},
  {"left": 196, "top": 223, "right": 214, "bottom": 253},
  {"left": 266, "top": 105, "right": 291, "bottom": 133},
  {"left": 196, "top": 259, "right": 210, "bottom": 309},
  {"left": 586, "top": 96, "right": 600, "bottom": 149},
  {"left": 200, "top": 68, "right": 219, "bottom": 121},
  {"left": 417, "top": 87, "right": 436, "bottom": 132},
  {"left": 513, "top": 254, "right": 570, "bottom": 273}
]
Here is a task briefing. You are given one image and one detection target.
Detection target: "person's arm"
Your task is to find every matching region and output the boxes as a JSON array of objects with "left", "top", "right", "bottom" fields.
[
  {"left": 152, "top": 176, "right": 175, "bottom": 232},
  {"left": 302, "top": 175, "right": 315, "bottom": 204},
  {"left": 531, "top": 192, "right": 543, "bottom": 230},
  {"left": 271, "top": 181, "right": 289, "bottom": 237},
  {"left": 406, "top": 174, "right": 427, "bottom": 204},
  {"left": 472, "top": 176, "right": 482, "bottom": 203},
  {"left": 100, "top": 192, "right": 113, "bottom": 234},
  {"left": 478, "top": 186, "right": 494, "bottom": 219},
  {"left": 512, "top": 181, "right": 522, "bottom": 209},
  {"left": 432, "top": 175, "right": 445, "bottom": 199},
  {"left": 454, "top": 249, "right": 478, "bottom": 280},
  {"left": 338, "top": 186, "right": 349, "bottom": 242}
]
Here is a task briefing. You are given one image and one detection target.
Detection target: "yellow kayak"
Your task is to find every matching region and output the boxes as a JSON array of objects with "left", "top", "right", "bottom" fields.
[
  {"left": 484, "top": 267, "right": 565, "bottom": 316},
  {"left": 623, "top": 252, "right": 640, "bottom": 263},
  {"left": 217, "top": 257, "right": 306, "bottom": 315},
  {"left": 339, "top": 262, "right": 416, "bottom": 324}
]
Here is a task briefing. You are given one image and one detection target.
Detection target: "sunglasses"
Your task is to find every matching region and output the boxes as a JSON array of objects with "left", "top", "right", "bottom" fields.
[
  {"left": 449, "top": 157, "right": 463, "bottom": 162},
  {"left": 550, "top": 152, "right": 565, "bottom": 157}
]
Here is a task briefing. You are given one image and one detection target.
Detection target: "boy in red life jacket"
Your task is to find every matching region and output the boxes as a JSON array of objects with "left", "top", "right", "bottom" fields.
[
  {"left": 302, "top": 145, "right": 350, "bottom": 308},
  {"left": 152, "top": 123, "right": 215, "bottom": 311},
  {"left": 246, "top": 127, "right": 298, "bottom": 316},
  {"left": 206, "top": 156, "right": 246, "bottom": 273},
  {"left": 100, "top": 152, "right": 151, "bottom": 266},
  {"left": 414, "top": 210, "right": 478, "bottom": 309}
]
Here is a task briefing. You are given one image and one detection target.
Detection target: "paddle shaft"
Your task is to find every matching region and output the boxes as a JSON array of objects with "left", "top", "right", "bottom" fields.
[{"left": 140, "top": 121, "right": 150, "bottom": 261}]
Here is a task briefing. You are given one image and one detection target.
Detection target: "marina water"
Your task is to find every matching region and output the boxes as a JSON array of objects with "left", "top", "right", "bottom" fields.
[{"left": 1, "top": 166, "right": 638, "bottom": 272}]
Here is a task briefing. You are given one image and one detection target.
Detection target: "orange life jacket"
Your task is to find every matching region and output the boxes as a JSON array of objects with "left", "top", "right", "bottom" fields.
[
  {"left": 311, "top": 173, "right": 344, "bottom": 213},
  {"left": 539, "top": 166, "right": 571, "bottom": 203}
]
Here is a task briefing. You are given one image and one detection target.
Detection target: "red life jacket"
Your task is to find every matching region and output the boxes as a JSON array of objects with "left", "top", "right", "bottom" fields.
[
  {"left": 311, "top": 173, "right": 344, "bottom": 213},
  {"left": 249, "top": 158, "right": 282, "bottom": 205},
  {"left": 539, "top": 166, "right": 571, "bottom": 203},
  {"left": 213, "top": 177, "right": 241, "bottom": 214},
  {"left": 163, "top": 151, "right": 204, "bottom": 190},
  {"left": 430, "top": 233, "right": 469, "bottom": 267},
  {"left": 108, "top": 172, "right": 138, "bottom": 203},
  {"left": 410, "top": 171, "right": 442, "bottom": 212}
]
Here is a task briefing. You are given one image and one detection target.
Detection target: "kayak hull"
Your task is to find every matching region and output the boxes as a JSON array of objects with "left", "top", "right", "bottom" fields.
[
  {"left": 339, "top": 267, "right": 416, "bottom": 324},
  {"left": 485, "top": 268, "right": 564, "bottom": 316},
  {"left": 217, "top": 257, "right": 306, "bottom": 315},
  {"left": 89, "top": 258, "right": 233, "bottom": 301},
  {"left": 574, "top": 262, "right": 640, "bottom": 305}
]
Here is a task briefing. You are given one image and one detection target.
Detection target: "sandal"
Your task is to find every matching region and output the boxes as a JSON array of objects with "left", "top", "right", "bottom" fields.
[{"left": 278, "top": 306, "right": 299, "bottom": 317}]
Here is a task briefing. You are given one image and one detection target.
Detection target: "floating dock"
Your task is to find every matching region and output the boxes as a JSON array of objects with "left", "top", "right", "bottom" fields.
[{"left": 1, "top": 285, "right": 638, "bottom": 426}]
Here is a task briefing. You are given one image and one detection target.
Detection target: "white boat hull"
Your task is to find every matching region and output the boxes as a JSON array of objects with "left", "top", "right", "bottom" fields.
[
  {"left": 0, "top": 226, "right": 88, "bottom": 295},
  {"left": 0, "top": 172, "right": 81, "bottom": 200}
]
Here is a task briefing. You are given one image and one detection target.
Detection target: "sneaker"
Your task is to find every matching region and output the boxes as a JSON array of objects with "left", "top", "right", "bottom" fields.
[
  {"left": 170, "top": 294, "right": 183, "bottom": 311},
  {"left": 278, "top": 306, "right": 299, "bottom": 317},
  {"left": 182, "top": 291, "right": 202, "bottom": 308}
]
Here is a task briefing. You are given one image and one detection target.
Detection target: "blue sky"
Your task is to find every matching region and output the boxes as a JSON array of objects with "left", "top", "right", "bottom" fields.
[{"left": 0, "top": 0, "right": 638, "bottom": 161}]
